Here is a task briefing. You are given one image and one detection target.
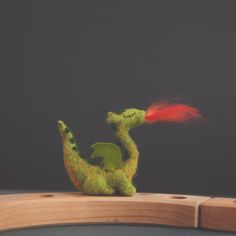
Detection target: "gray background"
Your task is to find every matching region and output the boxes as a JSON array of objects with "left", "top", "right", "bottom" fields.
[
  {"left": 1, "top": 0, "right": 236, "bottom": 196},
  {"left": 1, "top": 225, "right": 235, "bottom": 236}
]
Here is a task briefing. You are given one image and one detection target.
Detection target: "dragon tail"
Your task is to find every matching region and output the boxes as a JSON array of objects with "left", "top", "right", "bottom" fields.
[
  {"left": 57, "top": 120, "right": 87, "bottom": 190},
  {"left": 57, "top": 120, "right": 79, "bottom": 153}
]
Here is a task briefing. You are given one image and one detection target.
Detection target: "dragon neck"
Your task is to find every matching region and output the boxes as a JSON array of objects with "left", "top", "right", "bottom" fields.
[{"left": 115, "top": 126, "right": 139, "bottom": 180}]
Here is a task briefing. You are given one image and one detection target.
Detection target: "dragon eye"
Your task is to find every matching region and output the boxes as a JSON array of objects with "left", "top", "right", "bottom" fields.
[{"left": 124, "top": 112, "right": 136, "bottom": 118}]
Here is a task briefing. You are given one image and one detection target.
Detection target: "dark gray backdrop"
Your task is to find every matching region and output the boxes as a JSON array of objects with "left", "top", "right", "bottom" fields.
[{"left": 1, "top": 0, "right": 236, "bottom": 196}]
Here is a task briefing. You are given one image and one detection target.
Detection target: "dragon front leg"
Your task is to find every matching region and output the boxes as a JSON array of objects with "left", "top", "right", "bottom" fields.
[{"left": 108, "top": 171, "right": 136, "bottom": 196}]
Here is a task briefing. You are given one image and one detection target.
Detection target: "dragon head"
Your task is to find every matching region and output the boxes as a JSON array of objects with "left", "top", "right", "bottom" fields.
[
  {"left": 107, "top": 108, "right": 146, "bottom": 130},
  {"left": 107, "top": 98, "right": 202, "bottom": 130}
]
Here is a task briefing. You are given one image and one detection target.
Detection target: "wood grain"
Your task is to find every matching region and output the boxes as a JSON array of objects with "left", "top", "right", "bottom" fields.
[
  {"left": 200, "top": 197, "right": 236, "bottom": 232},
  {"left": 0, "top": 192, "right": 210, "bottom": 231}
]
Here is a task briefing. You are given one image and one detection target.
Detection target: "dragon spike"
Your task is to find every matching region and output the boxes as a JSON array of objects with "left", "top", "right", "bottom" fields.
[{"left": 144, "top": 98, "right": 202, "bottom": 124}]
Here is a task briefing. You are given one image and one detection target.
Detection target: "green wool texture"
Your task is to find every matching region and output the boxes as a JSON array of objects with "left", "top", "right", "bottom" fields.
[
  {"left": 58, "top": 108, "right": 146, "bottom": 196},
  {"left": 91, "top": 142, "right": 123, "bottom": 171}
]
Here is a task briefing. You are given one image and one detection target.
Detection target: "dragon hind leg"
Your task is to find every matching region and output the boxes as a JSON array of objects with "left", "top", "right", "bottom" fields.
[{"left": 82, "top": 174, "right": 115, "bottom": 196}]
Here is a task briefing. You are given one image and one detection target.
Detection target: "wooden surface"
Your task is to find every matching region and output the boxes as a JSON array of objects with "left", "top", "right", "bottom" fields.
[
  {"left": 0, "top": 192, "right": 210, "bottom": 232},
  {"left": 200, "top": 197, "right": 236, "bottom": 232}
]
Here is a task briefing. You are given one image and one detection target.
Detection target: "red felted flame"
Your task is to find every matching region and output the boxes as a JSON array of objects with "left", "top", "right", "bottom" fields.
[{"left": 145, "top": 99, "right": 202, "bottom": 124}]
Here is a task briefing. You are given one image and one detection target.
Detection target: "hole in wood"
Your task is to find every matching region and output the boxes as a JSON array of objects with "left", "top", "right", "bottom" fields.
[
  {"left": 41, "top": 194, "right": 54, "bottom": 198},
  {"left": 171, "top": 195, "right": 187, "bottom": 199}
]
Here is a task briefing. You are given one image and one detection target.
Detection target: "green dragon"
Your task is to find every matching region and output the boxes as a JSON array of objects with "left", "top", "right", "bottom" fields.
[{"left": 58, "top": 100, "right": 201, "bottom": 196}]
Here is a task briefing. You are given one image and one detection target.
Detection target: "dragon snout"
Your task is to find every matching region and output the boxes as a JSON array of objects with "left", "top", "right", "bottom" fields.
[
  {"left": 106, "top": 112, "right": 114, "bottom": 124},
  {"left": 107, "top": 112, "right": 113, "bottom": 117},
  {"left": 106, "top": 112, "right": 121, "bottom": 125}
]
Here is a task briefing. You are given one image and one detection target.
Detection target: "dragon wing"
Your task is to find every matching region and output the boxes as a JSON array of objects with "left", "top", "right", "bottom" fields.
[{"left": 90, "top": 142, "right": 123, "bottom": 171}]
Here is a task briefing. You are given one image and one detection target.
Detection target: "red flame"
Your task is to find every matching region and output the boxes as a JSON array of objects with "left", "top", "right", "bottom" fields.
[{"left": 145, "top": 99, "right": 202, "bottom": 124}]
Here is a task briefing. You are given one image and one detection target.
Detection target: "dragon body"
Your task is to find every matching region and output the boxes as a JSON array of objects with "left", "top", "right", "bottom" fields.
[{"left": 58, "top": 100, "right": 201, "bottom": 196}]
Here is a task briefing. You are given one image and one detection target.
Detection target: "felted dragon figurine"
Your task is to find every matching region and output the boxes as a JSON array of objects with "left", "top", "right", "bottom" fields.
[{"left": 58, "top": 98, "right": 201, "bottom": 196}]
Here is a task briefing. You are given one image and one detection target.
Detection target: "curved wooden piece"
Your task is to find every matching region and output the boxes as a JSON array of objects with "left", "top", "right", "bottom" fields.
[
  {"left": 0, "top": 192, "right": 210, "bottom": 232},
  {"left": 200, "top": 197, "right": 236, "bottom": 232}
]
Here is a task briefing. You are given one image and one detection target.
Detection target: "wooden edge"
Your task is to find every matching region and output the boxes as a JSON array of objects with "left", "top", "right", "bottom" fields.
[
  {"left": 200, "top": 197, "right": 236, "bottom": 232},
  {"left": 0, "top": 192, "right": 210, "bottom": 232}
]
